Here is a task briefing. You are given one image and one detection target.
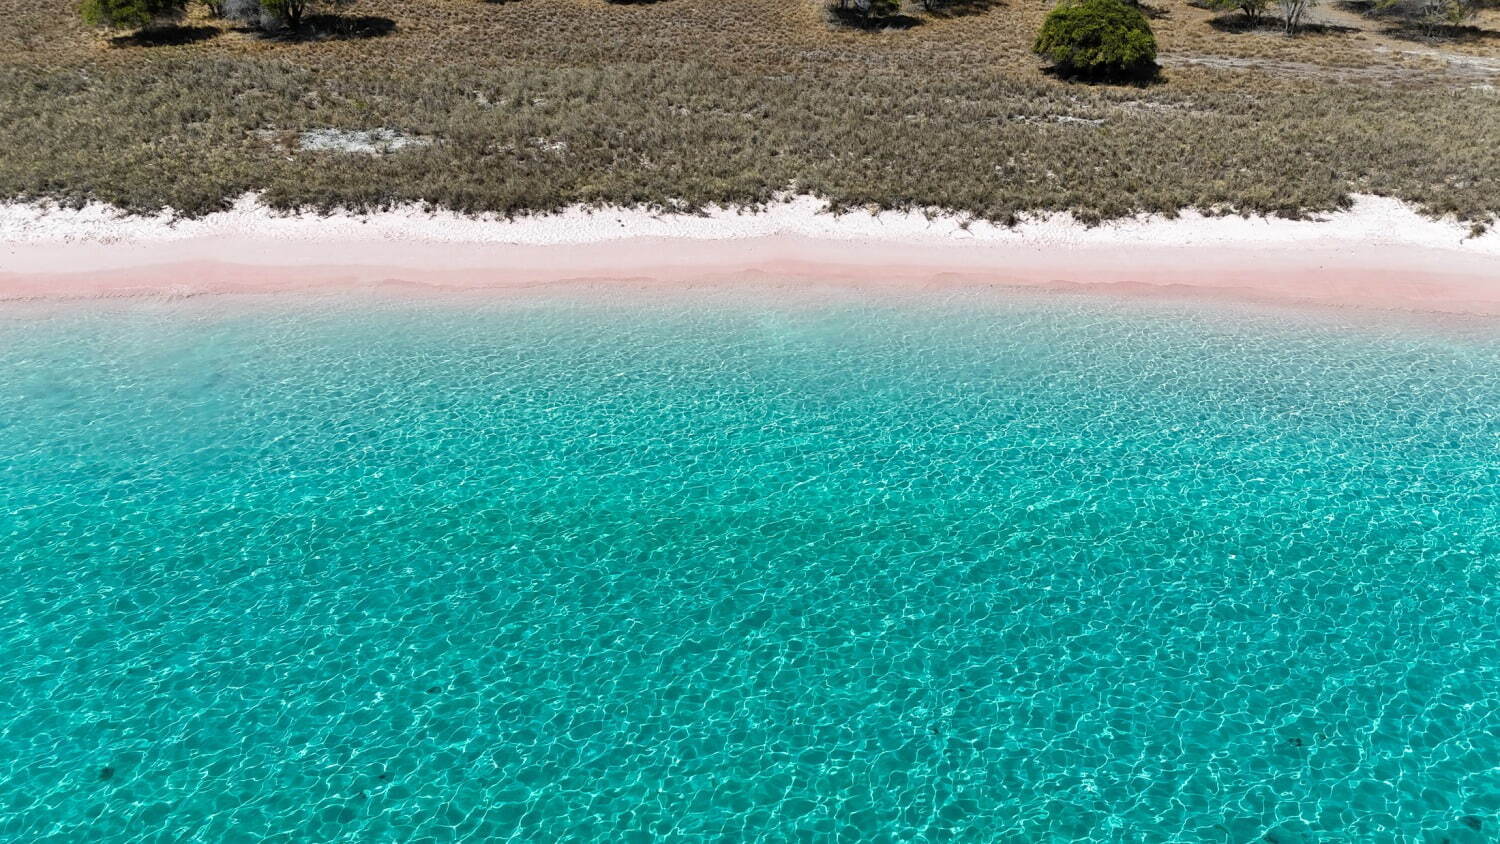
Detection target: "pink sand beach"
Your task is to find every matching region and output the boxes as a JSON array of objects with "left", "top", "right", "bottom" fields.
[{"left": 1, "top": 194, "right": 1496, "bottom": 315}]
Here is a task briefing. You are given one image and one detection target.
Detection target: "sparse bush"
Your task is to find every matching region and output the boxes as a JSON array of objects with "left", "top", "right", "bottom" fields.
[
  {"left": 1381, "top": 0, "right": 1478, "bottom": 34},
  {"left": 833, "top": 0, "right": 902, "bottom": 20},
  {"left": 80, "top": 0, "right": 187, "bottom": 30},
  {"left": 218, "top": 0, "right": 263, "bottom": 23},
  {"left": 1032, "top": 0, "right": 1157, "bottom": 79},
  {"left": 260, "top": 0, "right": 349, "bottom": 29},
  {"left": 1420, "top": 0, "right": 1477, "bottom": 30},
  {"left": 1207, "top": 0, "right": 1269, "bottom": 22}
]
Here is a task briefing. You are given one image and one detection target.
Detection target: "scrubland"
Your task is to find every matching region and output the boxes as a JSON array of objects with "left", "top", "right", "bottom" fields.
[{"left": 0, "top": 0, "right": 1496, "bottom": 223}]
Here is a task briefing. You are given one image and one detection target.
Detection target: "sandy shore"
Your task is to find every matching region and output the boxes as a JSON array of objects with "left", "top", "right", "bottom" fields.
[{"left": 1, "top": 194, "right": 1497, "bottom": 314}]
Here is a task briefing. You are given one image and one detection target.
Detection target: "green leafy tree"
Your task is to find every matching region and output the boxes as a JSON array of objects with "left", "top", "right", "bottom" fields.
[
  {"left": 1032, "top": 0, "right": 1157, "bottom": 79},
  {"left": 80, "top": 0, "right": 187, "bottom": 29}
]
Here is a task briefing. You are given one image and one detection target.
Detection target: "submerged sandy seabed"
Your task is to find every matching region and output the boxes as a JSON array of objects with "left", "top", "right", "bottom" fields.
[{"left": 0, "top": 194, "right": 1497, "bottom": 315}]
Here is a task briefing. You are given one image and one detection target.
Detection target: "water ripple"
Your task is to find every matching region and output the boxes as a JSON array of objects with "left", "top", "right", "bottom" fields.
[{"left": 0, "top": 293, "right": 1496, "bottom": 842}]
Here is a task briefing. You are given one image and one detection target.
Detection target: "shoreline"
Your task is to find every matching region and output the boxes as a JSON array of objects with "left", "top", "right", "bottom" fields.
[{"left": 1, "top": 195, "right": 1497, "bottom": 316}]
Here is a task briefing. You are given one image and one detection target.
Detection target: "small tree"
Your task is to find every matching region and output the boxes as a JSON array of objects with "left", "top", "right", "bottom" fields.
[
  {"left": 257, "top": 0, "right": 354, "bottom": 29},
  {"left": 1033, "top": 0, "right": 1157, "bottom": 79},
  {"left": 1207, "top": 0, "right": 1269, "bottom": 23},
  {"left": 261, "top": 0, "right": 310, "bottom": 28},
  {"left": 81, "top": 0, "right": 187, "bottom": 30},
  {"left": 1278, "top": 0, "right": 1317, "bottom": 32}
]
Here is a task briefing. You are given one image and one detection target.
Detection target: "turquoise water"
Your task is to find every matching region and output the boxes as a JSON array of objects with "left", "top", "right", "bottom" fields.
[{"left": 1, "top": 290, "right": 1497, "bottom": 842}]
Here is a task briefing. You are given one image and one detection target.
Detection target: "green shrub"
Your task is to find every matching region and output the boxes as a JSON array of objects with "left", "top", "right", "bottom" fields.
[
  {"left": 1032, "top": 0, "right": 1157, "bottom": 80},
  {"left": 80, "top": 0, "right": 187, "bottom": 29}
]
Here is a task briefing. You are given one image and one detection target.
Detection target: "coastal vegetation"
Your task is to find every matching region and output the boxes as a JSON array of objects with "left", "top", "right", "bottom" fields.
[{"left": 1, "top": 0, "right": 1496, "bottom": 224}]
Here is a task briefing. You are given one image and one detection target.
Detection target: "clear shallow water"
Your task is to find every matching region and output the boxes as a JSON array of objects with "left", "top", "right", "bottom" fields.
[{"left": 1, "top": 290, "right": 1497, "bottom": 843}]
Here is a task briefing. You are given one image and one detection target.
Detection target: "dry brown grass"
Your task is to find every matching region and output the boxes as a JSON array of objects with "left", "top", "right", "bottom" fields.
[{"left": 0, "top": 0, "right": 1496, "bottom": 222}]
